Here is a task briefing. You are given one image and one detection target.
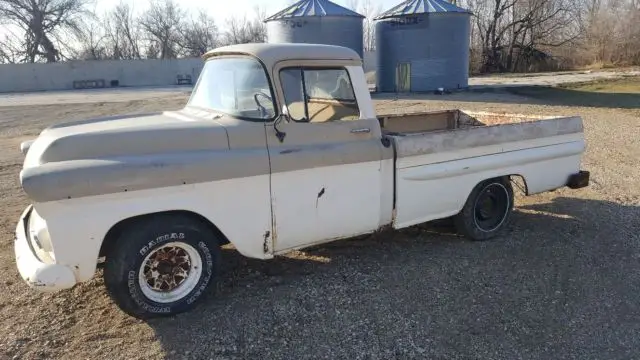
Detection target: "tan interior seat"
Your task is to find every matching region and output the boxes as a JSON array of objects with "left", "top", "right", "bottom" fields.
[{"left": 288, "top": 99, "right": 359, "bottom": 123}]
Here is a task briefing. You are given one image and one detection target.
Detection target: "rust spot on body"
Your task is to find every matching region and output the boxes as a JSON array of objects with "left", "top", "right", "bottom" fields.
[{"left": 316, "top": 187, "right": 325, "bottom": 208}]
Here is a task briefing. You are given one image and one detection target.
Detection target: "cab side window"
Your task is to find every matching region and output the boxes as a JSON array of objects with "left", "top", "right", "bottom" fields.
[{"left": 280, "top": 67, "right": 360, "bottom": 123}]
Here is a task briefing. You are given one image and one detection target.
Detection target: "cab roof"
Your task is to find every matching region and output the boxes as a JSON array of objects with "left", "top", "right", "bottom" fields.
[{"left": 202, "top": 43, "right": 362, "bottom": 69}]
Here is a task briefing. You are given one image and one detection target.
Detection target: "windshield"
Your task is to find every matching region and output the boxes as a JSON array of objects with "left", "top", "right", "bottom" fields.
[{"left": 188, "top": 56, "right": 276, "bottom": 121}]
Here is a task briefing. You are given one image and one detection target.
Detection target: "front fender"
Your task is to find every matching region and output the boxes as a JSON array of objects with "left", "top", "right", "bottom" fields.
[{"left": 33, "top": 175, "right": 273, "bottom": 283}]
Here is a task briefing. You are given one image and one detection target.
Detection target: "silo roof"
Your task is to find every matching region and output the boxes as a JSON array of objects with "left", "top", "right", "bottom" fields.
[
  {"left": 374, "top": 0, "right": 471, "bottom": 20},
  {"left": 265, "top": 0, "right": 365, "bottom": 21}
]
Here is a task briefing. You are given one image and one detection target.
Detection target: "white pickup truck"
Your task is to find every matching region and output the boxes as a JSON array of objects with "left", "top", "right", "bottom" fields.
[{"left": 14, "top": 43, "right": 590, "bottom": 319}]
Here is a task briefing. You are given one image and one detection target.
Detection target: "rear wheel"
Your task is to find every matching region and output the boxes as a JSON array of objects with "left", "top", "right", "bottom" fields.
[
  {"left": 454, "top": 177, "right": 514, "bottom": 241},
  {"left": 104, "top": 214, "right": 220, "bottom": 319}
]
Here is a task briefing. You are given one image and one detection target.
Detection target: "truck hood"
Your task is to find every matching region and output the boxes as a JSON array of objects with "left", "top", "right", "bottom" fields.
[
  {"left": 23, "top": 108, "right": 230, "bottom": 168},
  {"left": 19, "top": 106, "right": 272, "bottom": 203}
]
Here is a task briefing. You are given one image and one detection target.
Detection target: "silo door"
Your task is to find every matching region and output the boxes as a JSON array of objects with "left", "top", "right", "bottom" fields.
[{"left": 395, "top": 63, "right": 411, "bottom": 92}]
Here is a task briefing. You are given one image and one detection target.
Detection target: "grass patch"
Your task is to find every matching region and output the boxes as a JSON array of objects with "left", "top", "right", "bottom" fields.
[
  {"left": 507, "top": 76, "right": 640, "bottom": 109},
  {"left": 558, "top": 76, "right": 640, "bottom": 94}
]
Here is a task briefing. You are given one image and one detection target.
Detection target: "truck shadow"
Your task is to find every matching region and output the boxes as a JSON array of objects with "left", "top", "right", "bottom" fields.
[
  {"left": 503, "top": 86, "right": 640, "bottom": 109},
  {"left": 147, "top": 196, "right": 639, "bottom": 359},
  {"left": 372, "top": 86, "right": 640, "bottom": 109}
]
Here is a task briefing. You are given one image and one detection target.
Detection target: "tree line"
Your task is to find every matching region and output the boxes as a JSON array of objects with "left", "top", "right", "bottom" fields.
[
  {"left": 0, "top": 0, "right": 266, "bottom": 63},
  {"left": 1, "top": 0, "right": 639, "bottom": 73},
  {"left": 463, "top": 0, "right": 640, "bottom": 72}
]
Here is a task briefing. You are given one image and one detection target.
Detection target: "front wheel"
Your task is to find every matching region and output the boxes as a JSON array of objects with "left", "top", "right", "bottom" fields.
[
  {"left": 104, "top": 214, "right": 220, "bottom": 319},
  {"left": 454, "top": 177, "right": 514, "bottom": 241}
]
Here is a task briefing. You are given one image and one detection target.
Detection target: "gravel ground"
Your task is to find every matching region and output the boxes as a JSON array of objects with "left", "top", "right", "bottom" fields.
[{"left": 0, "top": 88, "right": 638, "bottom": 360}]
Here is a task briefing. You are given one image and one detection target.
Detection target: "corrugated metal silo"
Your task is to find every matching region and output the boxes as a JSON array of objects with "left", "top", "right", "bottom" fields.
[
  {"left": 265, "top": 0, "right": 365, "bottom": 58},
  {"left": 374, "top": 0, "right": 471, "bottom": 92}
]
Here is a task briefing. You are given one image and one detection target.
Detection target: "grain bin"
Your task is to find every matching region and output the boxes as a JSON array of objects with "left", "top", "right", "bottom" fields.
[
  {"left": 265, "top": 0, "right": 365, "bottom": 58},
  {"left": 374, "top": 0, "right": 471, "bottom": 92}
]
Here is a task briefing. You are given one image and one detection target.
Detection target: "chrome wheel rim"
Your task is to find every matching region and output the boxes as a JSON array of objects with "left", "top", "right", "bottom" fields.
[{"left": 138, "top": 242, "right": 202, "bottom": 303}]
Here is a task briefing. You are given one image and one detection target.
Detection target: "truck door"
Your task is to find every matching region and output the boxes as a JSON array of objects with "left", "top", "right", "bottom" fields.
[{"left": 266, "top": 64, "right": 385, "bottom": 252}]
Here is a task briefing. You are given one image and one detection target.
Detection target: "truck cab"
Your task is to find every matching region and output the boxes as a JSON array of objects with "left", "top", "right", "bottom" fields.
[{"left": 14, "top": 43, "right": 589, "bottom": 319}]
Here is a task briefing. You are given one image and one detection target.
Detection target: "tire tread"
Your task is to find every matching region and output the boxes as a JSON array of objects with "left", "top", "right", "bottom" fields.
[
  {"left": 103, "top": 214, "right": 220, "bottom": 319},
  {"left": 454, "top": 177, "right": 514, "bottom": 241}
]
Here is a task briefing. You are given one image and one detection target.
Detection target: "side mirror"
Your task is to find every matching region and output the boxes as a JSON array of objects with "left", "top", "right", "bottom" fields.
[
  {"left": 280, "top": 104, "right": 291, "bottom": 122},
  {"left": 274, "top": 104, "right": 289, "bottom": 143}
]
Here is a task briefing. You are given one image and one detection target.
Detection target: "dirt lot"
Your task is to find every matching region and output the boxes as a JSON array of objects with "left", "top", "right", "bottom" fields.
[{"left": 0, "top": 86, "right": 638, "bottom": 360}]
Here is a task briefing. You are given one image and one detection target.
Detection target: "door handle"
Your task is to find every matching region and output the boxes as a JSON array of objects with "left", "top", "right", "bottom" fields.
[{"left": 350, "top": 128, "right": 371, "bottom": 134}]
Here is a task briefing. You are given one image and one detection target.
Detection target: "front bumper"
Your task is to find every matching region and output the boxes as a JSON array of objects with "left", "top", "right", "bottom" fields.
[{"left": 14, "top": 206, "right": 76, "bottom": 292}]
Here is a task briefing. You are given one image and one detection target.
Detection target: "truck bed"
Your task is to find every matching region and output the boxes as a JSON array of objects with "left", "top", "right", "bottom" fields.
[
  {"left": 378, "top": 109, "right": 578, "bottom": 135},
  {"left": 378, "top": 109, "right": 584, "bottom": 159},
  {"left": 380, "top": 109, "right": 586, "bottom": 229}
]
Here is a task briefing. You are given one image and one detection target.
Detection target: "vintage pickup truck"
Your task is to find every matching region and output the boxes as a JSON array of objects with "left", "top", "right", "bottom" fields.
[{"left": 15, "top": 43, "right": 589, "bottom": 318}]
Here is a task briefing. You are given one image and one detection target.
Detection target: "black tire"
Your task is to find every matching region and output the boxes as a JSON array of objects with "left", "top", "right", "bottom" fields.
[
  {"left": 454, "top": 177, "right": 514, "bottom": 241},
  {"left": 104, "top": 214, "right": 220, "bottom": 319}
]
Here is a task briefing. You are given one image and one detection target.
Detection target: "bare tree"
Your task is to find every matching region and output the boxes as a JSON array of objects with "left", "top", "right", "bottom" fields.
[
  {"left": 0, "top": 30, "right": 23, "bottom": 63},
  {"left": 0, "top": 0, "right": 92, "bottom": 62},
  {"left": 139, "top": 0, "right": 184, "bottom": 59},
  {"left": 505, "top": 0, "right": 579, "bottom": 71},
  {"left": 345, "top": 0, "right": 382, "bottom": 51},
  {"left": 464, "top": 0, "right": 579, "bottom": 72},
  {"left": 178, "top": 9, "right": 218, "bottom": 57},
  {"left": 75, "top": 19, "right": 107, "bottom": 60},
  {"left": 572, "top": 0, "right": 640, "bottom": 66},
  {"left": 103, "top": 2, "right": 142, "bottom": 60},
  {"left": 222, "top": 6, "right": 267, "bottom": 45},
  {"left": 460, "top": 0, "right": 640, "bottom": 72}
]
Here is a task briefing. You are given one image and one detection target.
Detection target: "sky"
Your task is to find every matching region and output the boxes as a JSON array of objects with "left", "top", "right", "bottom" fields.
[{"left": 90, "top": 0, "right": 401, "bottom": 23}]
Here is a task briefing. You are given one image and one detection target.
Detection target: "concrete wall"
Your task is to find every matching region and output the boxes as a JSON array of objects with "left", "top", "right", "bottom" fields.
[
  {"left": 0, "top": 52, "right": 378, "bottom": 94},
  {"left": 0, "top": 58, "right": 204, "bottom": 93}
]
